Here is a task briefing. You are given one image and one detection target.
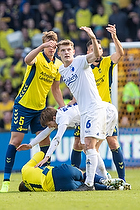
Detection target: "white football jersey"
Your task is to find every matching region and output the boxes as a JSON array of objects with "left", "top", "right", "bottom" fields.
[
  {"left": 56, "top": 104, "right": 80, "bottom": 127},
  {"left": 59, "top": 55, "right": 104, "bottom": 115}
]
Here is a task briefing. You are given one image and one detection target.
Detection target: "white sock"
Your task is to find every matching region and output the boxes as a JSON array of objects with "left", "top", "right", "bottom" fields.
[
  {"left": 96, "top": 152, "right": 108, "bottom": 179},
  {"left": 85, "top": 149, "right": 98, "bottom": 187}
]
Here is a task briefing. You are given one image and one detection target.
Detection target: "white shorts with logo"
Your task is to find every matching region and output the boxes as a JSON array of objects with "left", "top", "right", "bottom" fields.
[{"left": 80, "top": 106, "right": 106, "bottom": 144}]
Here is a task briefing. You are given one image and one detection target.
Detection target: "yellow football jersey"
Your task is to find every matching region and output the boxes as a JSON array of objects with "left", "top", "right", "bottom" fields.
[
  {"left": 92, "top": 56, "right": 116, "bottom": 103},
  {"left": 22, "top": 152, "right": 55, "bottom": 192},
  {"left": 16, "top": 52, "right": 62, "bottom": 110}
]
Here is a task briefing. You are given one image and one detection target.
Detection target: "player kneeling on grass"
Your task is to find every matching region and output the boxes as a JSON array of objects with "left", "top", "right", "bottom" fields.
[{"left": 19, "top": 151, "right": 126, "bottom": 192}]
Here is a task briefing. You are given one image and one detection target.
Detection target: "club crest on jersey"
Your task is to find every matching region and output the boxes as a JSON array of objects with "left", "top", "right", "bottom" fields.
[{"left": 70, "top": 65, "right": 75, "bottom": 72}]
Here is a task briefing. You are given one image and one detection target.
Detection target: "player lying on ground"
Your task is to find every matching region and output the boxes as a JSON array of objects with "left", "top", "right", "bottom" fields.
[
  {"left": 17, "top": 104, "right": 131, "bottom": 190},
  {"left": 19, "top": 151, "right": 128, "bottom": 192}
]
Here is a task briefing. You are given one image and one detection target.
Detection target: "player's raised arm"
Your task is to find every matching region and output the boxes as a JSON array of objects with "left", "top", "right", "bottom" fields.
[
  {"left": 24, "top": 40, "right": 57, "bottom": 65},
  {"left": 106, "top": 24, "right": 124, "bottom": 64},
  {"left": 80, "top": 26, "right": 100, "bottom": 63}
]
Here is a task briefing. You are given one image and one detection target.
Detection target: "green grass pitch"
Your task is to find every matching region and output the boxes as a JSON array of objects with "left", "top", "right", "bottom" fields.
[{"left": 0, "top": 169, "right": 140, "bottom": 210}]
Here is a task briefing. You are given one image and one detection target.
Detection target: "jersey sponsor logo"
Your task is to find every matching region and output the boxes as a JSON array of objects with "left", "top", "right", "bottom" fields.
[
  {"left": 85, "top": 130, "right": 90, "bottom": 133},
  {"left": 43, "top": 65, "right": 49, "bottom": 69},
  {"left": 39, "top": 71, "right": 55, "bottom": 83},
  {"left": 16, "top": 126, "right": 28, "bottom": 132},
  {"left": 63, "top": 74, "right": 78, "bottom": 86},
  {"left": 95, "top": 75, "right": 105, "bottom": 86}
]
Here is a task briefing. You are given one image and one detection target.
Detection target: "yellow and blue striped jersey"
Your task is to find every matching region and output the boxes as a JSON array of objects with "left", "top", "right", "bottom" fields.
[
  {"left": 16, "top": 52, "right": 62, "bottom": 110},
  {"left": 22, "top": 165, "right": 55, "bottom": 192},
  {"left": 91, "top": 56, "right": 116, "bottom": 103}
]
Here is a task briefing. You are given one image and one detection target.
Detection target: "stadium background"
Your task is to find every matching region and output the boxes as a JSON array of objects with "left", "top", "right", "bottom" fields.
[{"left": 0, "top": 0, "right": 140, "bottom": 171}]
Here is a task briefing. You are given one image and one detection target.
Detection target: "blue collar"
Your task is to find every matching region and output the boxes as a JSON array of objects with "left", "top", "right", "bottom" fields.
[
  {"left": 43, "top": 51, "right": 56, "bottom": 64},
  {"left": 91, "top": 57, "right": 103, "bottom": 69}
]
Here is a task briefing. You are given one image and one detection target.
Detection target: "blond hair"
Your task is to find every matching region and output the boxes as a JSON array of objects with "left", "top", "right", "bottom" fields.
[
  {"left": 42, "top": 31, "right": 58, "bottom": 43},
  {"left": 57, "top": 39, "right": 74, "bottom": 51}
]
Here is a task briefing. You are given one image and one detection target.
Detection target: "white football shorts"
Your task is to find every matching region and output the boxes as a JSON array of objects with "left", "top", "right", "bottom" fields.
[
  {"left": 80, "top": 106, "right": 106, "bottom": 144},
  {"left": 103, "top": 101, "right": 118, "bottom": 137},
  {"left": 80, "top": 102, "right": 118, "bottom": 144}
]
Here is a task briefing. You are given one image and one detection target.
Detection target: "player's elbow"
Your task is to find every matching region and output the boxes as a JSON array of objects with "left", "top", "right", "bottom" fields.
[
  {"left": 53, "top": 137, "right": 61, "bottom": 146},
  {"left": 95, "top": 51, "right": 100, "bottom": 58},
  {"left": 120, "top": 49, "right": 124, "bottom": 56},
  {"left": 24, "top": 56, "right": 28, "bottom": 64},
  {"left": 24, "top": 56, "right": 34, "bottom": 66},
  {"left": 24, "top": 56, "right": 31, "bottom": 65}
]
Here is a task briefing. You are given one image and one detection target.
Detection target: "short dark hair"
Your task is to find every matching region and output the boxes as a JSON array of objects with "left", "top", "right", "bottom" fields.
[
  {"left": 86, "top": 39, "right": 101, "bottom": 49},
  {"left": 40, "top": 107, "right": 57, "bottom": 127},
  {"left": 19, "top": 181, "right": 31, "bottom": 192}
]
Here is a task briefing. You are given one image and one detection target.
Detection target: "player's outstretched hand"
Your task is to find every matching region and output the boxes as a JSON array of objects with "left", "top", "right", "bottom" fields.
[
  {"left": 67, "top": 97, "right": 77, "bottom": 106},
  {"left": 35, "top": 156, "right": 49, "bottom": 168},
  {"left": 80, "top": 26, "right": 96, "bottom": 39},
  {"left": 16, "top": 144, "right": 32, "bottom": 151}
]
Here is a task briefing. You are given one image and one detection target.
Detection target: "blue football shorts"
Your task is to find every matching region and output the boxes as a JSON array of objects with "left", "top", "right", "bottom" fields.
[{"left": 11, "top": 102, "right": 46, "bottom": 134}]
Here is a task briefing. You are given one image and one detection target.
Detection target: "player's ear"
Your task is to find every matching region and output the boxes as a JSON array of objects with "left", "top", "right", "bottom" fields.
[
  {"left": 57, "top": 51, "right": 60, "bottom": 57},
  {"left": 53, "top": 116, "right": 56, "bottom": 121}
]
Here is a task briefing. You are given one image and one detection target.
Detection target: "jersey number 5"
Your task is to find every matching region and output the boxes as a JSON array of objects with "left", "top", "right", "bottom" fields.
[{"left": 19, "top": 116, "right": 25, "bottom": 125}]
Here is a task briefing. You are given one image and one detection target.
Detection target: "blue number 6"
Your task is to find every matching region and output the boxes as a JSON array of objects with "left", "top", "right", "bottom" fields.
[{"left": 86, "top": 120, "right": 91, "bottom": 128}]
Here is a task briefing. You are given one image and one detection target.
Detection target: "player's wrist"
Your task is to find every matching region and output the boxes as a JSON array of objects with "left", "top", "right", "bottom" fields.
[
  {"left": 29, "top": 143, "right": 33, "bottom": 149},
  {"left": 91, "top": 36, "right": 96, "bottom": 40}
]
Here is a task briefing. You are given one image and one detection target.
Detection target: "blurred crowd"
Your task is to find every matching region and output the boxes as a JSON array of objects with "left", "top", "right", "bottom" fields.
[{"left": 0, "top": 0, "right": 140, "bottom": 131}]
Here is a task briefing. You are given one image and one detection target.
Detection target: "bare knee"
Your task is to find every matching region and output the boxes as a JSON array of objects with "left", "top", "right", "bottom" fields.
[
  {"left": 38, "top": 134, "right": 50, "bottom": 147},
  {"left": 95, "top": 140, "right": 102, "bottom": 152},
  {"left": 85, "top": 137, "right": 97, "bottom": 150},
  {"left": 107, "top": 136, "right": 120, "bottom": 150},
  {"left": 73, "top": 137, "right": 83, "bottom": 150},
  {"left": 9, "top": 132, "right": 25, "bottom": 147}
]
